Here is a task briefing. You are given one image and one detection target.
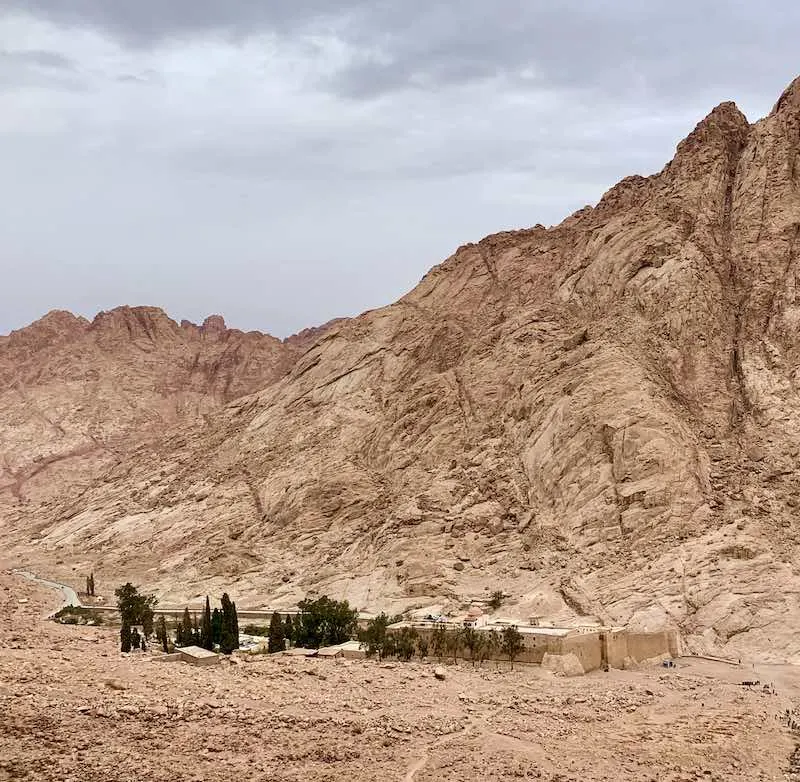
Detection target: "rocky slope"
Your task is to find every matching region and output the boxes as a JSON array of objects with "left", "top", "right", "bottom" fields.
[{"left": 6, "top": 77, "right": 800, "bottom": 661}]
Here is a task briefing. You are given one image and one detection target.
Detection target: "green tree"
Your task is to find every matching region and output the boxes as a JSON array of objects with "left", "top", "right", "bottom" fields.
[
  {"left": 501, "top": 626, "right": 524, "bottom": 670},
  {"left": 120, "top": 622, "right": 132, "bottom": 653},
  {"left": 360, "top": 613, "right": 390, "bottom": 660},
  {"left": 416, "top": 635, "right": 429, "bottom": 659},
  {"left": 115, "top": 583, "right": 140, "bottom": 625},
  {"left": 487, "top": 590, "right": 504, "bottom": 610},
  {"left": 211, "top": 608, "right": 223, "bottom": 647},
  {"left": 284, "top": 614, "right": 294, "bottom": 647},
  {"left": 478, "top": 632, "right": 494, "bottom": 667},
  {"left": 395, "top": 627, "right": 418, "bottom": 661},
  {"left": 156, "top": 615, "right": 169, "bottom": 653},
  {"left": 445, "top": 630, "right": 461, "bottom": 663},
  {"left": 383, "top": 632, "right": 397, "bottom": 659},
  {"left": 192, "top": 613, "right": 200, "bottom": 644},
  {"left": 431, "top": 625, "right": 447, "bottom": 661},
  {"left": 295, "top": 596, "right": 357, "bottom": 649},
  {"left": 141, "top": 602, "right": 154, "bottom": 641},
  {"left": 268, "top": 611, "right": 285, "bottom": 653},
  {"left": 219, "top": 593, "right": 239, "bottom": 654},
  {"left": 200, "top": 596, "right": 213, "bottom": 651},
  {"left": 179, "top": 608, "right": 193, "bottom": 647},
  {"left": 115, "top": 583, "right": 157, "bottom": 648},
  {"left": 484, "top": 631, "right": 500, "bottom": 667},
  {"left": 89, "top": 573, "right": 95, "bottom": 597},
  {"left": 461, "top": 626, "right": 482, "bottom": 667}
]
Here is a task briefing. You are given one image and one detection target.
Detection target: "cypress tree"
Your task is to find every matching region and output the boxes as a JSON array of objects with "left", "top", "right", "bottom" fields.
[
  {"left": 211, "top": 608, "right": 223, "bottom": 647},
  {"left": 180, "top": 608, "right": 192, "bottom": 648},
  {"left": 268, "top": 611, "right": 285, "bottom": 653},
  {"left": 156, "top": 616, "right": 169, "bottom": 653},
  {"left": 219, "top": 593, "right": 239, "bottom": 654},
  {"left": 284, "top": 615, "right": 294, "bottom": 647},
  {"left": 200, "top": 596, "right": 213, "bottom": 650},
  {"left": 89, "top": 573, "right": 95, "bottom": 597},
  {"left": 120, "top": 622, "right": 132, "bottom": 653},
  {"left": 192, "top": 614, "right": 200, "bottom": 644}
]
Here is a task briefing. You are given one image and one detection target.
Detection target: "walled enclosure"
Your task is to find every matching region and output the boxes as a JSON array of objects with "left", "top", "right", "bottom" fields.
[{"left": 387, "top": 625, "right": 676, "bottom": 673}]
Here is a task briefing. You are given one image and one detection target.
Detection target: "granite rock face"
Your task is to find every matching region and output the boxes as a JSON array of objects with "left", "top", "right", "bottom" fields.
[{"left": 5, "top": 78, "right": 800, "bottom": 661}]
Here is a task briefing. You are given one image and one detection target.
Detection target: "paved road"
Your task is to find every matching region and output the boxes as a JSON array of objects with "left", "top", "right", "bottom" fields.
[
  {"left": 12, "top": 569, "right": 82, "bottom": 616},
  {"left": 9, "top": 569, "right": 293, "bottom": 620}
]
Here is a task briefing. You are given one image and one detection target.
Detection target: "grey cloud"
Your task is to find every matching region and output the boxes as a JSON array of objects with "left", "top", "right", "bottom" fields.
[
  {"left": 0, "top": 49, "right": 75, "bottom": 69},
  {"left": 0, "top": 48, "right": 83, "bottom": 91},
  {"left": 6, "top": 1, "right": 799, "bottom": 106},
  {"left": 3, "top": 0, "right": 369, "bottom": 42},
  {"left": 325, "top": 1, "right": 800, "bottom": 103}
]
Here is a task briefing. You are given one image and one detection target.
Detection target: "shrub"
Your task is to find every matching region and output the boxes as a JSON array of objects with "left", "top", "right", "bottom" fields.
[{"left": 53, "top": 606, "right": 104, "bottom": 626}]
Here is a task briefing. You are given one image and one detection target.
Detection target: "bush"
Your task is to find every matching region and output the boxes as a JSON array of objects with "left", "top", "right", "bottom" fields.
[
  {"left": 488, "top": 590, "right": 505, "bottom": 610},
  {"left": 53, "top": 606, "right": 104, "bottom": 626}
]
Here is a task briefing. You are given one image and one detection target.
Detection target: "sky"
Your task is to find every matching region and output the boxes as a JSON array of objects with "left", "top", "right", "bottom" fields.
[{"left": 1, "top": 2, "right": 798, "bottom": 337}]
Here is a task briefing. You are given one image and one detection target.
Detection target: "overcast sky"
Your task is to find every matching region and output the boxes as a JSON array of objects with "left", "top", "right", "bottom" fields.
[{"left": 1, "top": 2, "right": 797, "bottom": 337}]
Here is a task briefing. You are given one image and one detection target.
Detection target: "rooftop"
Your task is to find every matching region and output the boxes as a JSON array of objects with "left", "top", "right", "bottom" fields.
[{"left": 177, "top": 645, "right": 218, "bottom": 659}]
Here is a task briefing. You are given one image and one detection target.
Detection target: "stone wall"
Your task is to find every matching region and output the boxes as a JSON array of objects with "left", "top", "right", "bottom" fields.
[
  {"left": 624, "top": 631, "right": 675, "bottom": 663},
  {"left": 560, "top": 633, "right": 603, "bottom": 673},
  {"left": 387, "top": 624, "right": 676, "bottom": 673}
]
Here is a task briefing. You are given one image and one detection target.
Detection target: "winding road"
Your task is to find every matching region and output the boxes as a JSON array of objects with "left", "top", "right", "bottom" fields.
[{"left": 12, "top": 569, "right": 81, "bottom": 616}]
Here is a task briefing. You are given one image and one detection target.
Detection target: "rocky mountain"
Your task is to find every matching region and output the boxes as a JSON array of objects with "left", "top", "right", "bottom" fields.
[
  {"left": 5, "top": 77, "right": 800, "bottom": 662},
  {"left": 0, "top": 307, "right": 299, "bottom": 514}
]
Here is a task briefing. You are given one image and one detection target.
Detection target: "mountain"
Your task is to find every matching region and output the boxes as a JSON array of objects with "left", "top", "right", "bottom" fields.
[
  {"left": 0, "top": 307, "right": 299, "bottom": 513},
  {"left": 5, "top": 77, "right": 800, "bottom": 661}
]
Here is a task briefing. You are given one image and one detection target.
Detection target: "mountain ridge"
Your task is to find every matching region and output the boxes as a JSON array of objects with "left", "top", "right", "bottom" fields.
[{"left": 4, "top": 77, "right": 800, "bottom": 662}]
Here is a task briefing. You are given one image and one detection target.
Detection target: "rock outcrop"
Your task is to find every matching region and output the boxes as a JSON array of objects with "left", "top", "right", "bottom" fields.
[{"left": 5, "top": 77, "right": 800, "bottom": 662}]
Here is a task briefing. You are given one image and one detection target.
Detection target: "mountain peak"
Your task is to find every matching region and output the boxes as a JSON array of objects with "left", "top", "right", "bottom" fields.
[
  {"left": 771, "top": 74, "right": 800, "bottom": 116},
  {"left": 201, "top": 314, "right": 227, "bottom": 334}
]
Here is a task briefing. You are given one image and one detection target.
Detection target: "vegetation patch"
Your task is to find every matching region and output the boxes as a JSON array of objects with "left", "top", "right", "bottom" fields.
[{"left": 53, "top": 606, "right": 105, "bottom": 626}]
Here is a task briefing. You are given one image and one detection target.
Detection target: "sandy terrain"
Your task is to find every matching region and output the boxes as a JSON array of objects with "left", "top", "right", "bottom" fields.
[{"left": 2, "top": 571, "right": 799, "bottom": 782}]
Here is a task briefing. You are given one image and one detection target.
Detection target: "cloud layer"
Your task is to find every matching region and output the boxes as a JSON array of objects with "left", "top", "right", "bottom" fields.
[{"left": 1, "top": 2, "right": 797, "bottom": 336}]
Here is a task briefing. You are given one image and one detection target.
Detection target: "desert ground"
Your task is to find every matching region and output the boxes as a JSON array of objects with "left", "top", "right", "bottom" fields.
[{"left": 2, "top": 570, "right": 799, "bottom": 782}]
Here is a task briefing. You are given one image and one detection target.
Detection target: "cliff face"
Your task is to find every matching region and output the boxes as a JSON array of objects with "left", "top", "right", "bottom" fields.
[{"left": 6, "top": 78, "right": 800, "bottom": 661}]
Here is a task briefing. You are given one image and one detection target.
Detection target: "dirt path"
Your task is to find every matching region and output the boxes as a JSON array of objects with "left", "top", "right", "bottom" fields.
[{"left": 403, "top": 719, "right": 475, "bottom": 782}]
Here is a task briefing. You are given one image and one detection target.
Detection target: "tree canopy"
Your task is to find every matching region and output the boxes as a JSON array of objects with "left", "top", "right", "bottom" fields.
[
  {"left": 219, "top": 593, "right": 240, "bottom": 654},
  {"left": 268, "top": 611, "right": 285, "bottom": 653},
  {"left": 114, "top": 583, "right": 157, "bottom": 651},
  {"left": 294, "top": 596, "right": 357, "bottom": 649},
  {"left": 360, "top": 613, "right": 391, "bottom": 660},
  {"left": 501, "top": 625, "right": 524, "bottom": 669}
]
